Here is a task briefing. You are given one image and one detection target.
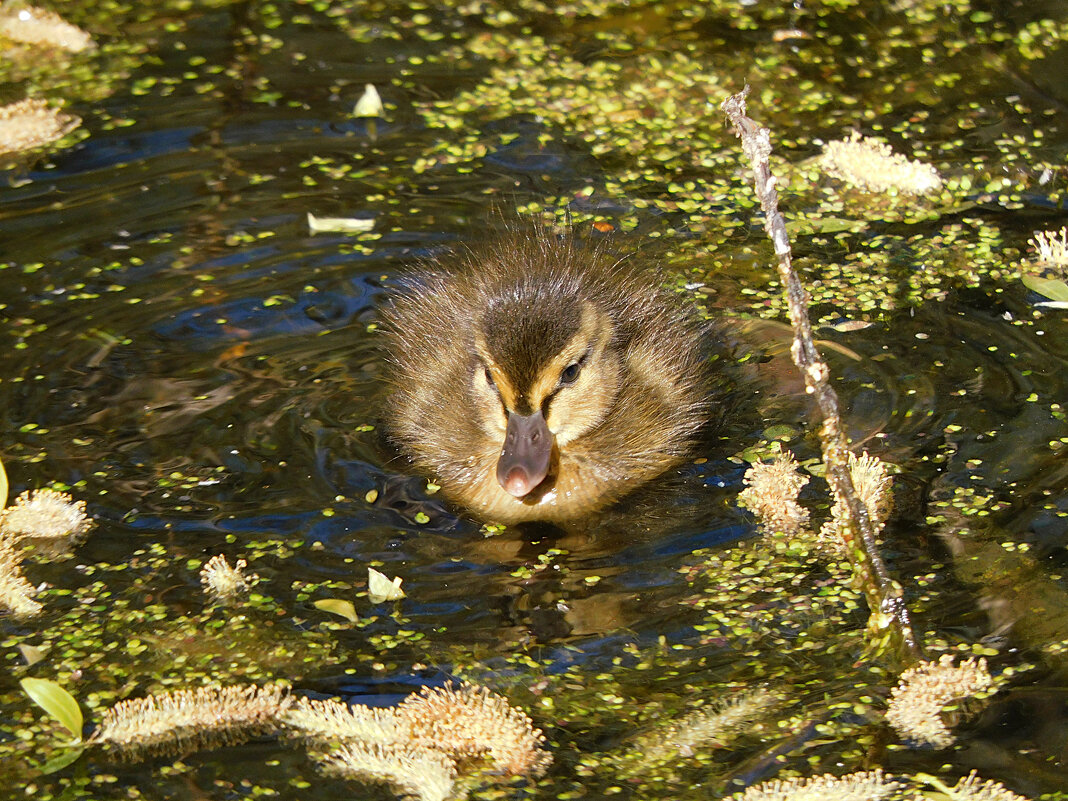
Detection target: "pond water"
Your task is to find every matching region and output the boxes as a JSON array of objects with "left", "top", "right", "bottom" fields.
[{"left": 1, "top": 0, "right": 1067, "bottom": 799}]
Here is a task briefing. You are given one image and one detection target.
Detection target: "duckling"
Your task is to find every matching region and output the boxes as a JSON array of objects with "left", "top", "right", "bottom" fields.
[{"left": 379, "top": 226, "right": 714, "bottom": 525}]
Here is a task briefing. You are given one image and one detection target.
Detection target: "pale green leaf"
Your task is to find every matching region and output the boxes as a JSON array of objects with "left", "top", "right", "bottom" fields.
[
  {"left": 20, "top": 678, "right": 82, "bottom": 740},
  {"left": 785, "top": 216, "right": 868, "bottom": 235},
  {"left": 313, "top": 598, "right": 358, "bottom": 623},
  {"left": 0, "top": 451, "right": 7, "bottom": 511},
  {"left": 353, "top": 83, "right": 384, "bottom": 117},
  {"left": 40, "top": 744, "right": 85, "bottom": 774},
  {"left": 18, "top": 644, "right": 45, "bottom": 666},
  {"left": 1022, "top": 274, "right": 1068, "bottom": 303},
  {"left": 368, "top": 567, "right": 405, "bottom": 603},
  {"left": 762, "top": 424, "right": 800, "bottom": 441},
  {"left": 307, "top": 212, "right": 375, "bottom": 234}
]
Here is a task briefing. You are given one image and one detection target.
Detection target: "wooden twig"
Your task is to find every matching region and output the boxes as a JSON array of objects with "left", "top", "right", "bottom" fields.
[{"left": 721, "top": 88, "right": 921, "bottom": 662}]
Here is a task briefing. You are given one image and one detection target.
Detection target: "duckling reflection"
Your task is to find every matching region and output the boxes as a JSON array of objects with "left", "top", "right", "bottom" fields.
[{"left": 380, "top": 226, "right": 715, "bottom": 525}]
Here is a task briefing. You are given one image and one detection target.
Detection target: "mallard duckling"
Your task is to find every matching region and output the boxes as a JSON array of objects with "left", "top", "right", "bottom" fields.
[{"left": 380, "top": 227, "right": 713, "bottom": 525}]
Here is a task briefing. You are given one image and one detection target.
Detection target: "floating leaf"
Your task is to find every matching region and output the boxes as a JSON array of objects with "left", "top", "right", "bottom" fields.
[
  {"left": 785, "top": 215, "right": 868, "bottom": 235},
  {"left": 19, "top": 644, "right": 45, "bottom": 666},
  {"left": 824, "top": 319, "right": 874, "bottom": 332},
  {"left": 1022, "top": 274, "right": 1068, "bottom": 303},
  {"left": 40, "top": 744, "right": 85, "bottom": 774},
  {"left": 307, "top": 212, "right": 375, "bottom": 234},
  {"left": 814, "top": 338, "right": 863, "bottom": 361},
  {"left": 368, "top": 567, "right": 405, "bottom": 603},
  {"left": 353, "top": 83, "right": 384, "bottom": 117},
  {"left": 314, "top": 598, "right": 358, "bottom": 623},
  {"left": 20, "top": 678, "right": 83, "bottom": 740},
  {"left": 762, "top": 424, "right": 800, "bottom": 441}
]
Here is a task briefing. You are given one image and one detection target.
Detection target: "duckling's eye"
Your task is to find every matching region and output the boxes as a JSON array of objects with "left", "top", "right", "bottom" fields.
[
  {"left": 483, "top": 366, "right": 497, "bottom": 390},
  {"left": 559, "top": 361, "right": 582, "bottom": 385}
]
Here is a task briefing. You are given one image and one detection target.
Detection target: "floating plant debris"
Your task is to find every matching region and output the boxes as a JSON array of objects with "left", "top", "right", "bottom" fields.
[
  {"left": 0, "top": 98, "right": 79, "bottom": 156},
  {"left": 819, "top": 452, "right": 893, "bottom": 553},
  {"left": 0, "top": 5, "right": 92, "bottom": 52},
  {"left": 306, "top": 212, "right": 376, "bottom": 234},
  {"left": 396, "top": 682, "right": 551, "bottom": 777},
  {"left": 199, "top": 554, "right": 257, "bottom": 604},
  {"left": 731, "top": 769, "right": 901, "bottom": 801},
  {"left": 0, "top": 488, "right": 92, "bottom": 543},
  {"left": 367, "top": 567, "right": 406, "bottom": 603},
  {"left": 353, "top": 83, "right": 384, "bottom": 118},
  {"left": 738, "top": 451, "right": 810, "bottom": 538},
  {"left": 19, "top": 677, "right": 82, "bottom": 740},
  {"left": 1030, "top": 226, "right": 1068, "bottom": 269},
  {"left": 628, "top": 688, "right": 778, "bottom": 767},
  {"left": 318, "top": 741, "right": 456, "bottom": 801},
  {"left": 885, "top": 655, "right": 995, "bottom": 748},
  {"left": 91, "top": 684, "right": 291, "bottom": 757},
  {"left": 938, "top": 771, "right": 1032, "bottom": 801},
  {"left": 290, "top": 684, "right": 549, "bottom": 797},
  {"left": 0, "top": 535, "right": 41, "bottom": 618},
  {"left": 285, "top": 696, "right": 406, "bottom": 744},
  {"left": 819, "top": 131, "right": 942, "bottom": 196}
]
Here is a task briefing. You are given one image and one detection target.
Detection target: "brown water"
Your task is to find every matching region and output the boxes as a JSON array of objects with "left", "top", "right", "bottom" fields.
[{"left": 2, "top": 0, "right": 1068, "bottom": 798}]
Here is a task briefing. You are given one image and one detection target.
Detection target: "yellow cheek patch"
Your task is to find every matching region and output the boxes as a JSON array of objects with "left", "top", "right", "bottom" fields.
[
  {"left": 535, "top": 303, "right": 621, "bottom": 443},
  {"left": 469, "top": 377, "right": 508, "bottom": 438},
  {"left": 474, "top": 333, "right": 519, "bottom": 411}
]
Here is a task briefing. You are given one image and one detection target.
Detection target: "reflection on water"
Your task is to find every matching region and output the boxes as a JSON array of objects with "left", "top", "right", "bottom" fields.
[{"left": 2, "top": 0, "right": 1067, "bottom": 797}]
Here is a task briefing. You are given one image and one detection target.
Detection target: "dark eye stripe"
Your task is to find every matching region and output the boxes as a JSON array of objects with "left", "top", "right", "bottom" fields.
[{"left": 481, "top": 365, "right": 510, "bottom": 417}]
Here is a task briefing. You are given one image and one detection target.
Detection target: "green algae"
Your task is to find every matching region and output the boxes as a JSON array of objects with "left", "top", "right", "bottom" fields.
[
  {"left": 394, "top": 0, "right": 1064, "bottom": 325},
  {"left": 436, "top": 538, "right": 1023, "bottom": 800},
  {"left": 1, "top": 537, "right": 340, "bottom": 783}
]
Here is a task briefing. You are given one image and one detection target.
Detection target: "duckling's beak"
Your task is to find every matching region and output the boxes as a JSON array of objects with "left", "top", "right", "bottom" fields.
[{"left": 496, "top": 410, "right": 552, "bottom": 498}]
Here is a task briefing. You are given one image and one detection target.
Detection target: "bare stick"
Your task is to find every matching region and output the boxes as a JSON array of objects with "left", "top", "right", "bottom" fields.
[{"left": 721, "top": 88, "right": 921, "bottom": 662}]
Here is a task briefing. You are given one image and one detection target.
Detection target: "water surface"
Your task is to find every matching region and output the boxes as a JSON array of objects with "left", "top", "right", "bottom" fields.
[{"left": 2, "top": 0, "right": 1067, "bottom": 798}]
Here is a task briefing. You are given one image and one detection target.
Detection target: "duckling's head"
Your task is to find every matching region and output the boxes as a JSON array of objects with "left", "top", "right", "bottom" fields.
[
  {"left": 473, "top": 268, "right": 629, "bottom": 498},
  {"left": 381, "top": 227, "right": 711, "bottom": 524}
]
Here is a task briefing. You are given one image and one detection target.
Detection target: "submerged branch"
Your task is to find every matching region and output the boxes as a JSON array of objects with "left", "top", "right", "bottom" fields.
[{"left": 721, "top": 88, "right": 921, "bottom": 663}]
